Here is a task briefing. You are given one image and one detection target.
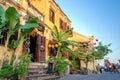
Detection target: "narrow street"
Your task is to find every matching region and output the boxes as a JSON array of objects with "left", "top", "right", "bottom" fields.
[{"left": 59, "top": 72, "right": 120, "bottom": 80}]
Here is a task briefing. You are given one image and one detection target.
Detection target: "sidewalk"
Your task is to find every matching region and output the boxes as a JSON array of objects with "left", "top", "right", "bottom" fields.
[{"left": 58, "top": 71, "right": 120, "bottom": 80}]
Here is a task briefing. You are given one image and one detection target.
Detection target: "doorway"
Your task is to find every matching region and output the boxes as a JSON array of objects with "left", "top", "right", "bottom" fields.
[
  {"left": 29, "top": 34, "right": 46, "bottom": 62},
  {"left": 30, "top": 35, "right": 37, "bottom": 62}
]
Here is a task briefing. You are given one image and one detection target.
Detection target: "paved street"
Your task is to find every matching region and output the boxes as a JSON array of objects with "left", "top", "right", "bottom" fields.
[{"left": 58, "top": 72, "right": 120, "bottom": 80}]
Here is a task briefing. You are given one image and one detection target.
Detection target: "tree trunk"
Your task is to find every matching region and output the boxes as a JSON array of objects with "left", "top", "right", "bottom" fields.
[{"left": 86, "top": 62, "right": 88, "bottom": 74}]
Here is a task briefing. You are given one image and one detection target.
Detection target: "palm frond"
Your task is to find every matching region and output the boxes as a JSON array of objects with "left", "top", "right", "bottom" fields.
[
  {"left": 52, "top": 25, "right": 59, "bottom": 40},
  {"left": 62, "top": 47, "right": 75, "bottom": 57},
  {"left": 62, "top": 27, "right": 73, "bottom": 40}
]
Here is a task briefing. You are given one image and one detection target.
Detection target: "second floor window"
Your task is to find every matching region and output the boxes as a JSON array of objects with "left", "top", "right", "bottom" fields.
[
  {"left": 60, "top": 19, "right": 63, "bottom": 29},
  {"left": 49, "top": 9, "right": 55, "bottom": 23}
]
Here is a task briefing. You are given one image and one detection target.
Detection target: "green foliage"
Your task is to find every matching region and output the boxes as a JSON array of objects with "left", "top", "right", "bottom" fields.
[
  {"left": 0, "top": 6, "right": 6, "bottom": 28},
  {"left": 0, "top": 6, "right": 38, "bottom": 49},
  {"left": 5, "top": 7, "right": 20, "bottom": 31},
  {"left": 0, "top": 64, "right": 14, "bottom": 78},
  {"left": 8, "top": 40, "right": 19, "bottom": 49},
  {"left": 55, "top": 57, "right": 69, "bottom": 75},
  {"left": 48, "top": 57, "right": 69, "bottom": 75},
  {"left": 16, "top": 54, "right": 32, "bottom": 77},
  {"left": 94, "top": 42, "right": 112, "bottom": 60},
  {"left": 74, "top": 45, "right": 94, "bottom": 69},
  {"left": 51, "top": 26, "right": 79, "bottom": 57},
  {"left": 71, "top": 60, "right": 78, "bottom": 70},
  {"left": 20, "top": 18, "right": 38, "bottom": 36},
  {"left": 0, "top": 6, "right": 38, "bottom": 79},
  {"left": 0, "top": 54, "right": 32, "bottom": 79}
]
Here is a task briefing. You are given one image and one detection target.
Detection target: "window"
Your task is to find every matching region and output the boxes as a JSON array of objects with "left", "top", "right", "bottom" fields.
[
  {"left": 60, "top": 19, "right": 63, "bottom": 30},
  {"left": 49, "top": 9, "right": 55, "bottom": 23}
]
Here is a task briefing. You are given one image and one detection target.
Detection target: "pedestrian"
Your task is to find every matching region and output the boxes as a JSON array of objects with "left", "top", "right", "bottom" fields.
[
  {"left": 117, "top": 60, "right": 120, "bottom": 73},
  {"left": 97, "top": 64, "right": 102, "bottom": 74},
  {"left": 112, "top": 63, "right": 117, "bottom": 73},
  {"left": 100, "top": 67, "right": 102, "bottom": 73}
]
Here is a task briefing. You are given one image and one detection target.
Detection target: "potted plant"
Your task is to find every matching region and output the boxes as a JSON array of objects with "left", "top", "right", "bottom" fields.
[{"left": 47, "top": 57, "right": 69, "bottom": 76}]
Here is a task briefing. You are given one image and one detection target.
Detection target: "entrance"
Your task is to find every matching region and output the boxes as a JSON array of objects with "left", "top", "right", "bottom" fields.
[
  {"left": 29, "top": 34, "right": 46, "bottom": 63},
  {"left": 30, "top": 35, "right": 37, "bottom": 62}
]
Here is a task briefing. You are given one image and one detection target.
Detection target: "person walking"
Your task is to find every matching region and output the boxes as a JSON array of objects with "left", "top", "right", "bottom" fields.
[
  {"left": 97, "top": 64, "right": 102, "bottom": 74},
  {"left": 117, "top": 60, "right": 120, "bottom": 73}
]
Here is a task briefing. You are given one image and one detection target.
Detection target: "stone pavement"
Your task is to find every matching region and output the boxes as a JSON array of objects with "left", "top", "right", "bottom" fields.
[{"left": 58, "top": 71, "right": 120, "bottom": 80}]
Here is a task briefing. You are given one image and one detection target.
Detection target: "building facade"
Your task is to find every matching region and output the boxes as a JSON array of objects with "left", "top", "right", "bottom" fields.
[{"left": 0, "top": 0, "right": 95, "bottom": 70}]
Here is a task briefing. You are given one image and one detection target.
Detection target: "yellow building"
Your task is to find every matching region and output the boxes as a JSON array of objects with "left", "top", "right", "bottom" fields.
[{"left": 0, "top": 0, "right": 95, "bottom": 71}]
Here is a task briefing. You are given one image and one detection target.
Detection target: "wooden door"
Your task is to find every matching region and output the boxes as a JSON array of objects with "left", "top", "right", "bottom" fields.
[{"left": 36, "top": 35, "right": 46, "bottom": 63}]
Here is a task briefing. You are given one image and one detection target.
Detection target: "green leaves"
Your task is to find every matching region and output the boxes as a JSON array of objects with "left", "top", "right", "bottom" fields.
[
  {"left": 5, "top": 7, "right": 20, "bottom": 31},
  {"left": 94, "top": 42, "right": 112, "bottom": 60},
  {"left": 51, "top": 26, "right": 77, "bottom": 57},
  {"left": 48, "top": 57, "right": 69, "bottom": 75},
  {"left": 0, "top": 6, "right": 6, "bottom": 28},
  {"left": 16, "top": 54, "right": 32, "bottom": 77},
  {"left": 0, "top": 64, "right": 14, "bottom": 78},
  {"left": 21, "top": 18, "right": 39, "bottom": 36}
]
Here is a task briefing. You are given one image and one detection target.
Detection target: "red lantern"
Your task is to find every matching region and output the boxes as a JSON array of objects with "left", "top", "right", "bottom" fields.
[
  {"left": 96, "top": 39, "right": 98, "bottom": 42},
  {"left": 94, "top": 43, "right": 96, "bottom": 45}
]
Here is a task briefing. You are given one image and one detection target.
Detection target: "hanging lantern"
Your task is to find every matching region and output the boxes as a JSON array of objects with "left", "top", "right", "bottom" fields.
[
  {"left": 29, "top": 31, "right": 34, "bottom": 35},
  {"left": 94, "top": 43, "right": 96, "bottom": 45},
  {"left": 55, "top": 44, "right": 58, "bottom": 48},
  {"left": 48, "top": 44, "right": 52, "bottom": 48},
  {"left": 96, "top": 39, "right": 98, "bottom": 42},
  {"left": 58, "top": 43, "right": 62, "bottom": 46},
  {"left": 33, "top": 28, "right": 38, "bottom": 33},
  {"left": 29, "top": 28, "right": 38, "bottom": 35},
  {"left": 51, "top": 45, "right": 55, "bottom": 48}
]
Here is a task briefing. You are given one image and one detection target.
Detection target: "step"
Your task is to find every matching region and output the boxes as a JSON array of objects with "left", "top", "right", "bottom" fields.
[
  {"left": 29, "top": 63, "right": 46, "bottom": 68},
  {"left": 28, "top": 67, "right": 47, "bottom": 71},
  {"left": 28, "top": 70, "right": 47, "bottom": 75},
  {"left": 26, "top": 74, "right": 60, "bottom": 80},
  {"left": 26, "top": 74, "right": 50, "bottom": 78}
]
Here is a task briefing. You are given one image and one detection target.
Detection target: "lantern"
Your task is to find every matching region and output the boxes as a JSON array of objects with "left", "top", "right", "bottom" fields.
[
  {"left": 96, "top": 39, "right": 98, "bottom": 42},
  {"left": 29, "top": 28, "right": 38, "bottom": 35},
  {"left": 48, "top": 44, "right": 52, "bottom": 48},
  {"left": 55, "top": 44, "right": 58, "bottom": 48},
  {"left": 29, "top": 31, "right": 34, "bottom": 35},
  {"left": 33, "top": 28, "right": 38, "bottom": 33},
  {"left": 58, "top": 43, "right": 62, "bottom": 46},
  {"left": 51, "top": 45, "right": 55, "bottom": 48},
  {"left": 94, "top": 43, "right": 96, "bottom": 45}
]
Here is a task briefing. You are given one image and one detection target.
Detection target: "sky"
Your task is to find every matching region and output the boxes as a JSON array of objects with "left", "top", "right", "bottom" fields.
[{"left": 55, "top": 0, "right": 120, "bottom": 64}]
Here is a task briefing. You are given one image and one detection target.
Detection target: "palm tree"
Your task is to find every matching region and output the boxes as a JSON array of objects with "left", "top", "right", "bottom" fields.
[{"left": 51, "top": 26, "right": 78, "bottom": 57}]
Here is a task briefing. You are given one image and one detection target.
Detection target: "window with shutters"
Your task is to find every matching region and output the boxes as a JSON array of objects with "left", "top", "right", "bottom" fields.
[{"left": 49, "top": 9, "right": 55, "bottom": 23}]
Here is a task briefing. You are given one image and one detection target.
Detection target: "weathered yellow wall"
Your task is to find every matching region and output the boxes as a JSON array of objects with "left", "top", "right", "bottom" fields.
[{"left": 30, "top": 0, "right": 71, "bottom": 31}]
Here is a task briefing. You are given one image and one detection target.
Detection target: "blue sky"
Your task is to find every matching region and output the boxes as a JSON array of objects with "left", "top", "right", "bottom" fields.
[{"left": 55, "top": 0, "right": 120, "bottom": 64}]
